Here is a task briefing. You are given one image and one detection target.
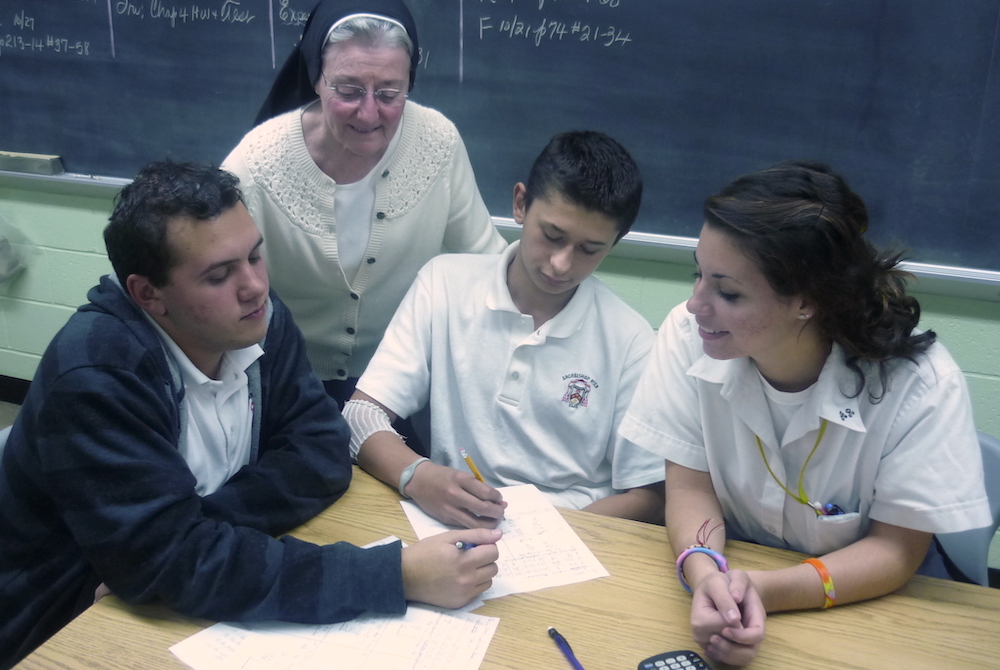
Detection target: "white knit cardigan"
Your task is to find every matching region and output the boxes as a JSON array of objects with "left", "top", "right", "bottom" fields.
[{"left": 223, "top": 101, "right": 507, "bottom": 380}]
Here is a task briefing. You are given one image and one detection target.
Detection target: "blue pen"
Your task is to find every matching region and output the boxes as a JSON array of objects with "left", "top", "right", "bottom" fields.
[
  {"left": 455, "top": 541, "right": 477, "bottom": 550},
  {"left": 548, "top": 626, "right": 586, "bottom": 670}
]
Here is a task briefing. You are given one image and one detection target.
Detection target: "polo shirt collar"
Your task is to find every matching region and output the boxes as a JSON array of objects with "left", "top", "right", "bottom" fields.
[
  {"left": 687, "top": 342, "right": 866, "bottom": 446},
  {"left": 484, "top": 241, "right": 521, "bottom": 313},
  {"left": 485, "top": 240, "right": 595, "bottom": 339},
  {"left": 806, "top": 344, "right": 867, "bottom": 431},
  {"left": 145, "top": 317, "right": 263, "bottom": 387}
]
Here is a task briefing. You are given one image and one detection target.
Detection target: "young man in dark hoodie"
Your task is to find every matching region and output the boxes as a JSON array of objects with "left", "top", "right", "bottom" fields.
[{"left": 0, "top": 161, "right": 500, "bottom": 669}]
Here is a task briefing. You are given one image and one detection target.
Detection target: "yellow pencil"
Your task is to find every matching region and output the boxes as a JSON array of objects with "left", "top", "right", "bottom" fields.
[{"left": 459, "top": 448, "right": 485, "bottom": 482}]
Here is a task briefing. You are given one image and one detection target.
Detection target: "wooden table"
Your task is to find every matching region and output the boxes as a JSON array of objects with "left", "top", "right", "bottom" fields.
[{"left": 17, "top": 468, "right": 1000, "bottom": 669}]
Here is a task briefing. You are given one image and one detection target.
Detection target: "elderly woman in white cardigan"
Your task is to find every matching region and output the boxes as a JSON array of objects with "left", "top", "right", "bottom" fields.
[{"left": 223, "top": 0, "right": 505, "bottom": 419}]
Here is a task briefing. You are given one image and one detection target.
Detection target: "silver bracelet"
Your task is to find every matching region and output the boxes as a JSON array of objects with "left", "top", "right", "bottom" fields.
[{"left": 398, "top": 457, "right": 430, "bottom": 498}]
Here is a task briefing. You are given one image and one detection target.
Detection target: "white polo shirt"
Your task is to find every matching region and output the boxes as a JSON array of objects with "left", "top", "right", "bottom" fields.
[
  {"left": 619, "top": 303, "right": 990, "bottom": 555},
  {"left": 357, "top": 242, "right": 664, "bottom": 509}
]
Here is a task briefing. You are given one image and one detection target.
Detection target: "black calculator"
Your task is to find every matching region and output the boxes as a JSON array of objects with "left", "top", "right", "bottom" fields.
[{"left": 638, "top": 650, "right": 709, "bottom": 670}]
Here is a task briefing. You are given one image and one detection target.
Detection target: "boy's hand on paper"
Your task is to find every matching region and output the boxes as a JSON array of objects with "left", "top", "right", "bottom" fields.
[
  {"left": 401, "top": 528, "right": 502, "bottom": 608},
  {"left": 690, "top": 569, "right": 765, "bottom": 667},
  {"left": 407, "top": 461, "right": 507, "bottom": 529}
]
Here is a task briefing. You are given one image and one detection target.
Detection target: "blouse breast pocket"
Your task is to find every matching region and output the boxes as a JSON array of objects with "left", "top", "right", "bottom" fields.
[{"left": 800, "top": 512, "right": 866, "bottom": 555}]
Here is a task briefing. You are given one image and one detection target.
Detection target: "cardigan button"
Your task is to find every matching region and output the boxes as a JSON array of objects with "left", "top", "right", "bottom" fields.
[
  {"left": 346, "top": 327, "right": 356, "bottom": 335},
  {"left": 350, "top": 292, "right": 359, "bottom": 300},
  {"left": 337, "top": 369, "right": 346, "bottom": 377},
  {"left": 366, "top": 257, "right": 376, "bottom": 264},
  {"left": 381, "top": 169, "right": 390, "bottom": 178},
  {"left": 376, "top": 212, "right": 386, "bottom": 220}
]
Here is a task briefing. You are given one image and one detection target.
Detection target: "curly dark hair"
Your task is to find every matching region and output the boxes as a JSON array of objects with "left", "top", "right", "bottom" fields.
[
  {"left": 104, "top": 161, "right": 243, "bottom": 287},
  {"left": 703, "top": 160, "right": 935, "bottom": 399}
]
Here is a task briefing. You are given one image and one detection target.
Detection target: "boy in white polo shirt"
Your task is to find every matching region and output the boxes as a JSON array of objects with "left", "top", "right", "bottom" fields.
[{"left": 344, "top": 131, "right": 665, "bottom": 528}]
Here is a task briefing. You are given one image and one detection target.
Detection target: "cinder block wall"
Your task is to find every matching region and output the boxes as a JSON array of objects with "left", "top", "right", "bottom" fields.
[
  {"left": 0, "top": 179, "right": 114, "bottom": 380},
  {"left": 2, "top": 177, "right": 999, "bottom": 433},
  {"left": 596, "top": 257, "right": 1000, "bottom": 438},
  {"left": 2, "top": 176, "right": 998, "bottom": 569}
]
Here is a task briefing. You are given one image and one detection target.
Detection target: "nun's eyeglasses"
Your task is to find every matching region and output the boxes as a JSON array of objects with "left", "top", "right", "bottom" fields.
[{"left": 324, "top": 78, "right": 408, "bottom": 107}]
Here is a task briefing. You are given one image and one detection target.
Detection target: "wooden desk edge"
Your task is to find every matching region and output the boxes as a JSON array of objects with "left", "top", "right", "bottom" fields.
[{"left": 15, "top": 467, "right": 1000, "bottom": 669}]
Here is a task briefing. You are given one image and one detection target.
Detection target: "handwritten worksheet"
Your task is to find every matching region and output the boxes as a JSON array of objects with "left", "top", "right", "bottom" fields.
[
  {"left": 401, "top": 484, "right": 609, "bottom": 599},
  {"left": 169, "top": 605, "right": 498, "bottom": 670}
]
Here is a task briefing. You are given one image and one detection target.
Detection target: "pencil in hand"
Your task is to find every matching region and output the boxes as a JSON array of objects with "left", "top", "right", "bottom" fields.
[{"left": 459, "top": 447, "right": 485, "bottom": 482}]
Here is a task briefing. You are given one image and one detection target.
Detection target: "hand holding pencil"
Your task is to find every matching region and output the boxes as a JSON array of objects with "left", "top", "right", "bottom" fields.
[{"left": 401, "top": 449, "right": 507, "bottom": 529}]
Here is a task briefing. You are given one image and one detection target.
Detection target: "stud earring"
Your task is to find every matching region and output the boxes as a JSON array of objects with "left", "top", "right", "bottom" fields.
[{"left": 798, "top": 313, "right": 811, "bottom": 320}]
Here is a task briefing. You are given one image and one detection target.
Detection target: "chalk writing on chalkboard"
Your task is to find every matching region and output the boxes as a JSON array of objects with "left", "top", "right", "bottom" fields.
[
  {"left": 1, "top": 1, "right": 296, "bottom": 62},
  {"left": 114, "top": 0, "right": 259, "bottom": 27},
  {"left": 3, "top": 7, "right": 88, "bottom": 57},
  {"left": 2, "top": 0, "right": 1000, "bottom": 273}
]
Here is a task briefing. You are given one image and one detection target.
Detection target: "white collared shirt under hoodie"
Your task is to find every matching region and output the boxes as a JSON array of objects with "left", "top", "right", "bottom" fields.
[
  {"left": 619, "top": 302, "right": 991, "bottom": 556},
  {"left": 149, "top": 319, "right": 264, "bottom": 496}
]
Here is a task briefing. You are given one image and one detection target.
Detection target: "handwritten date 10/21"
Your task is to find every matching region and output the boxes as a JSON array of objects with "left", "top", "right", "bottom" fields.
[{"left": 480, "top": 15, "right": 632, "bottom": 48}]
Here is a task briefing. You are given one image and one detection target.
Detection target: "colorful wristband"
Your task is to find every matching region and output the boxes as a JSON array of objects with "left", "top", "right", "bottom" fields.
[
  {"left": 676, "top": 545, "right": 729, "bottom": 593},
  {"left": 398, "top": 457, "right": 430, "bottom": 498},
  {"left": 803, "top": 557, "right": 836, "bottom": 609}
]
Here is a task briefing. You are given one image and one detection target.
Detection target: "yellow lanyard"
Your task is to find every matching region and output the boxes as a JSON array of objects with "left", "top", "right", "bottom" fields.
[{"left": 754, "top": 419, "right": 829, "bottom": 516}]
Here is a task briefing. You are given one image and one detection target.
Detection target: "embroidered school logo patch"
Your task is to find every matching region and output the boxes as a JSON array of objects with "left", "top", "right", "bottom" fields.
[{"left": 562, "top": 377, "right": 592, "bottom": 409}]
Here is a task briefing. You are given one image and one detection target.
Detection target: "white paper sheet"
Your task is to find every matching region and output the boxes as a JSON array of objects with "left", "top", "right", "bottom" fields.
[
  {"left": 169, "top": 605, "right": 499, "bottom": 670},
  {"left": 401, "top": 483, "right": 609, "bottom": 599},
  {"left": 170, "top": 536, "right": 497, "bottom": 670}
]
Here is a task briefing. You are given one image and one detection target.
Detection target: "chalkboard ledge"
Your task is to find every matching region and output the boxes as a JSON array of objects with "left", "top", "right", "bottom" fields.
[
  {"left": 0, "top": 170, "right": 129, "bottom": 198},
  {"left": 494, "top": 219, "right": 1000, "bottom": 303},
  {"left": 2, "top": 172, "right": 995, "bottom": 303}
]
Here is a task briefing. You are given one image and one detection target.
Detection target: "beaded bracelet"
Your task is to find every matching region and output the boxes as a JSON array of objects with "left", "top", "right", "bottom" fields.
[
  {"left": 676, "top": 545, "right": 729, "bottom": 593},
  {"left": 803, "top": 557, "right": 836, "bottom": 608}
]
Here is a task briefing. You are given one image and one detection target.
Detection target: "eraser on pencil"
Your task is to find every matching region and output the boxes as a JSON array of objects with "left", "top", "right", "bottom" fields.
[{"left": 0, "top": 151, "right": 65, "bottom": 175}]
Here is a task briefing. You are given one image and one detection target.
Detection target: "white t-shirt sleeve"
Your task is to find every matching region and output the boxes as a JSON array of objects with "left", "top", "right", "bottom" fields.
[
  {"left": 355, "top": 262, "right": 436, "bottom": 420},
  {"left": 618, "top": 303, "right": 710, "bottom": 472}
]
